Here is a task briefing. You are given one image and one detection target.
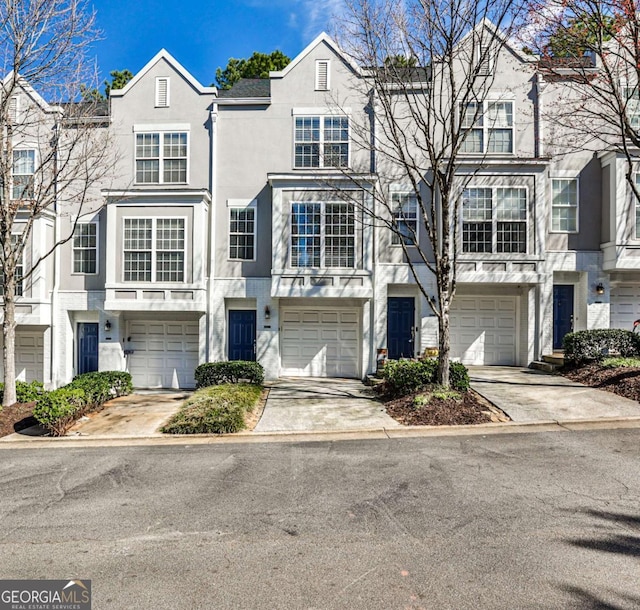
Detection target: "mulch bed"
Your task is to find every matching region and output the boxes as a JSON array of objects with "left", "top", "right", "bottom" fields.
[
  {"left": 381, "top": 387, "right": 506, "bottom": 426},
  {"left": 0, "top": 402, "right": 38, "bottom": 438},
  {"left": 562, "top": 363, "right": 640, "bottom": 403}
]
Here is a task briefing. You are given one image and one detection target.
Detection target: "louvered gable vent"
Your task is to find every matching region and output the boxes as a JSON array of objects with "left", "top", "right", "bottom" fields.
[
  {"left": 155, "top": 77, "right": 170, "bottom": 107},
  {"left": 315, "top": 60, "right": 330, "bottom": 91}
]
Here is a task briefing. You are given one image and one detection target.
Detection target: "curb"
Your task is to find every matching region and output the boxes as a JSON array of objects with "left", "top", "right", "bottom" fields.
[{"left": 1, "top": 416, "right": 640, "bottom": 449}]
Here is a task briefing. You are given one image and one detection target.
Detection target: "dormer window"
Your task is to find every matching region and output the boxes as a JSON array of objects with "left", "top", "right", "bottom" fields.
[
  {"left": 155, "top": 77, "right": 170, "bottom": 107},
  {"left": 315, "top": 60, "right": 330, "bottom": 91}
]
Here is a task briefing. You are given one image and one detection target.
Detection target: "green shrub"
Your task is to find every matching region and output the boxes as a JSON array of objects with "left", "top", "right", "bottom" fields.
[
  {"left": 68, "top": 371, "right": 133, "bottom": 406},
  {"left": 0, "top": 380, "right": 45, "bottom": 404},
  {"left": 162, "top": 383, "right": 262, "bottom": 434},
  {"left": 32, "top": 371, "right": 132, "bottom": 436},
  {"left": 33, "top": 388, "right": 87, "bottom": 437},
  {"left": 195, "top": 361, "right": 264, "bottom": 388},
  {"left": 382, "top": 359, "right": 470, "bottom": 395},
  {"left": 563, "top": 329, "right": 640, "bottom": 363},
  {"left": 449, "top": 362, "right": 470, "bottom": 391},
  {"left": 430, "top": 387, "right": 462, "bottom": 401}
]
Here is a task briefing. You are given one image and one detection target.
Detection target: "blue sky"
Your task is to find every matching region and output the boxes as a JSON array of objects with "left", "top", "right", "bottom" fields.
[{"left": 90, "top": 0, "right": 344, "bottom": 88}]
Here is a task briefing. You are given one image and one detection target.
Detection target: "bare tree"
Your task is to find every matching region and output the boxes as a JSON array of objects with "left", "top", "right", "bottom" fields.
[
  {"left": 334, "top": 0, "right": 526, "bottom": 387},
  {"left": 521, "top": 1, "right": 640, "bottom": 198},
  {"left": 0, "top": 0, "right": 114, "bottom": 406}
]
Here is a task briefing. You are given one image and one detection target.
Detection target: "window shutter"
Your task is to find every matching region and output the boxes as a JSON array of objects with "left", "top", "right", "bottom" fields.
[
  {"left": 155, "top": 77, "right": 170, "bottom": 107},
  {"left": 315, "top": 60, "right": 330, "bottom": 91}
]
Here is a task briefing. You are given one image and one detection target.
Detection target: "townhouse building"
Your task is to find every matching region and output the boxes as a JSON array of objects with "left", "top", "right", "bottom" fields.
[{"left": 4, "top": 22, "right": 638, "bottom": 389}]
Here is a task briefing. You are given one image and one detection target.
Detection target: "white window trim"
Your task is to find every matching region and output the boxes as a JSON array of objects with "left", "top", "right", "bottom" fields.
[
  {"left": 461, "top": 185, "right": 530, "bottom": 254},
  {"left": 11, "top": 148, "right": 36, "bottom": 200},
  {"left": 227, "top": 200, "right": 257, "bottom": 262},
  {"left": 155, "top": 77, "right": 170, "bottom": 108},
  {"left": 292, "top": 114, "right": 351, "bottom": 169},
  {"left": 315, "top": 59, "right": 331, "bottom": 91},
  {"left": 133, "top": 130, "right": 190, "bottom": 185},
  {"left": 71, "top": 221, "right": 99, "bottom": 275},
  {"left": 122, "top": 216, "right": 187, "bottom": 283},
  {"left": 288, "top": 201, "right": 357, "bottom": 269},
  {"left": 550, "top": 177, "right": 579, "bottom": 234},
  {"left": 390, "top": 189, "right": 419, "bottom": 247},
  {"left": 460, "top": 98, "right": 515, "bottom": 156},
  {"left": 634, "top": 172, "right": 640, "bottom": 240}
]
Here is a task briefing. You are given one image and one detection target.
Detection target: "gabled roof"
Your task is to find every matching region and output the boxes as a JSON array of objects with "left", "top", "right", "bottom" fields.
[
  {"left": 269, "top": 32, "right": 362, "bottom": 79},
  {"left": 459, "top": 18, "right": 537, "bottom": 64},
  {"left": 109, "top": 49, "right": 217, "bottom": 97},
  {"left": 2, "top": 72, "right": 62, "bottom": 113}
]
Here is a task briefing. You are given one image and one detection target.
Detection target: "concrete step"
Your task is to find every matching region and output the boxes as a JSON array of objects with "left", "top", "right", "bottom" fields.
[
  {"left": 542, "top": 354, "right": 565, "bottom": 366},
  {"left": 529, "top": 360, "right": 558, "bottom": 373}
]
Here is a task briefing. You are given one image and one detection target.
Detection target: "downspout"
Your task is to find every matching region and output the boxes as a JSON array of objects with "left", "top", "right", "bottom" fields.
[
  {"left": 49, "top": 114, "right": 60, "bottom": 388},
  {"left": 206, "top": 101, "right": 218, "bottom": 361}
]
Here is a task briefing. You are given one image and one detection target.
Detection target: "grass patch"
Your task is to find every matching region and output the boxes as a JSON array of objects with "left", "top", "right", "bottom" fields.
[
  {"left": 161, "top": 383, "right": 262, "bottom": 434},
  {"left": 601, "top": 357, "right": 640, "bottom": 369}
]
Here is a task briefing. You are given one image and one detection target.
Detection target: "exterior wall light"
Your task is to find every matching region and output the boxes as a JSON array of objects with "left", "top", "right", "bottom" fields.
[
  {"left": 264, "top": 306, "right": 271, "bottom": 320},
  {"left": 104, "top": 320, "right": 112, "bottom": 331},
  {"left": 595, "top": 283, "right": 605, "bottom": 295}
]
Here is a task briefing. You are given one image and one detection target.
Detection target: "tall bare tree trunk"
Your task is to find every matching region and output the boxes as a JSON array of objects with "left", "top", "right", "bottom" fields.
[{"left": 2, "top": 275, "right": 17, "bottom": 406}]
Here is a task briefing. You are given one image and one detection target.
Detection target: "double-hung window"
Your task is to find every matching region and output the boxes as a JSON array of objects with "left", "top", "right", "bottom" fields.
[
  {"left": 0, "top": 235, "right": 23, "bottom": 296},
  {"left": 551, "top": 179, "right": 578, "bottom": 232},
  {"left": 12, "top": 149, "right": 35, "bottom": 199},
  {"left": 123, "top": 218, "right": 185, "bottom": 282},
  {"left": 462, "top": 187, "right": 527, "bottom": 253},
  {"left": 229, "top": 206, "right": 256, "bottom": 260},
  {"left": 73, "top": 223, "right": 98, "bottom": 274},
  {"left": 391, "top": 192, "right": 418, "bottom": 245},
  {"left": 290, "top": 202, "right": 355, "bottom": 268},
  {"left": 135, "top": 131, "right": 188, "bottom": 184},
  {"left": 461, "top": 101, "right": 513, "bottom": 154},
  {"left": 294, "top": 115, "right": 349, "bottom": 168},
  {"left": 624, "top": 86, "right": 640, "bottom": 129}
]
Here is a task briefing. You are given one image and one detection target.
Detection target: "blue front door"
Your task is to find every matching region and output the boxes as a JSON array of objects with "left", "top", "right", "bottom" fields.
[
  {"left": 228, "top": 310, "right": 257, "bottom": 361},
  {"left": 77, "top": 323, "right": 99, "bottom": 375},
  {"left": 387, "top": 297, "right": 415, "bottom": 359},
  {"left": 553, "top": 285, "right": 574, "bottom": 350}
]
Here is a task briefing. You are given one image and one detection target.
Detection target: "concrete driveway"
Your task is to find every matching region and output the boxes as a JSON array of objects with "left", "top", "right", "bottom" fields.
[
  {"left": 469, "top": 366, "right": 640, "bottom": 422},
  {"left": 255, "top": 378, "right": 400, "bottom": 433}
]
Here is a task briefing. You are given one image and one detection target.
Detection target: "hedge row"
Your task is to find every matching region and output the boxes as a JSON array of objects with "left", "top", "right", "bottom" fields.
[
  {"left": 33, "top": 371, "right": 133, "bottom": 436},
  {"left": 161, "top": 383, "right": 262, "bottom": 434},
  {"left": 382, "top": 358, "right": 470, "bottom": 395},
  {"left": 0, "top": 380, "right": 45, "bottom": 404},
  {"left": 195, "top": 361, "right": 264, "bottom": 387},
  {"left": 563, "top": 329, "right": 640, "bottom": 363}
]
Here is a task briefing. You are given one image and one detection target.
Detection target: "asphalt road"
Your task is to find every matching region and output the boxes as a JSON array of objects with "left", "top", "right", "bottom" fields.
[{"left": 0, "top": 430, "right": 638, "bottom": 609}]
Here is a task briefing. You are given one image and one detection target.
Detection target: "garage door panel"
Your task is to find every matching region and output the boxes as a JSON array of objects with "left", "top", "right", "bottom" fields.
[
  {"left": 281, "top": 308, "right": 359, "bottom": 378},
  {"left": 128, "top": 321, "right": 199, "bottom": 389},
  {"left": 611, "top": 284, "right": 640, "bottom": 330},
  {"left": 451, "top": 296, "right": 517, "bottom": 365}
]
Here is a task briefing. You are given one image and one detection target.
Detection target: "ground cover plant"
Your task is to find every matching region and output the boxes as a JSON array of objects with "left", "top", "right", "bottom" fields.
[
  {"left": 377, "top": 359, "right": 505, "bottom": 426},
  {"left": 561, "top": 330, "right": 640, "bottom": 403},
  {"left": 161, "top": 383, "right": 263, "bottom": 434}
]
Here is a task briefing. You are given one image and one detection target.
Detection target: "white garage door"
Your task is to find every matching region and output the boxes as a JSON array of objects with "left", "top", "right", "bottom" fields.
[
  {"left": 0, "top": 331, "right": 44, "bottom": 382},
  {"left": 280, "top": 309, "right": 359, "bottom": 377},
  {"left": 450, "top": 296, "right": 517, "bottom": 365},
  {"left": 610, "top": 284, "right": 640, "bottom": 331},
  {"left": 127, "top": 321, "right": 199, "bottom": 389}
]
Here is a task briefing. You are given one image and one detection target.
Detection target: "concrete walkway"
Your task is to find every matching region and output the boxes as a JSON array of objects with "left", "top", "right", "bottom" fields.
[
  {"left": 254, "top": 378, "right": 400, "bottom": 432},
  {"left": 469, "top": 366, "right": 640, "bottom": 422}
]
